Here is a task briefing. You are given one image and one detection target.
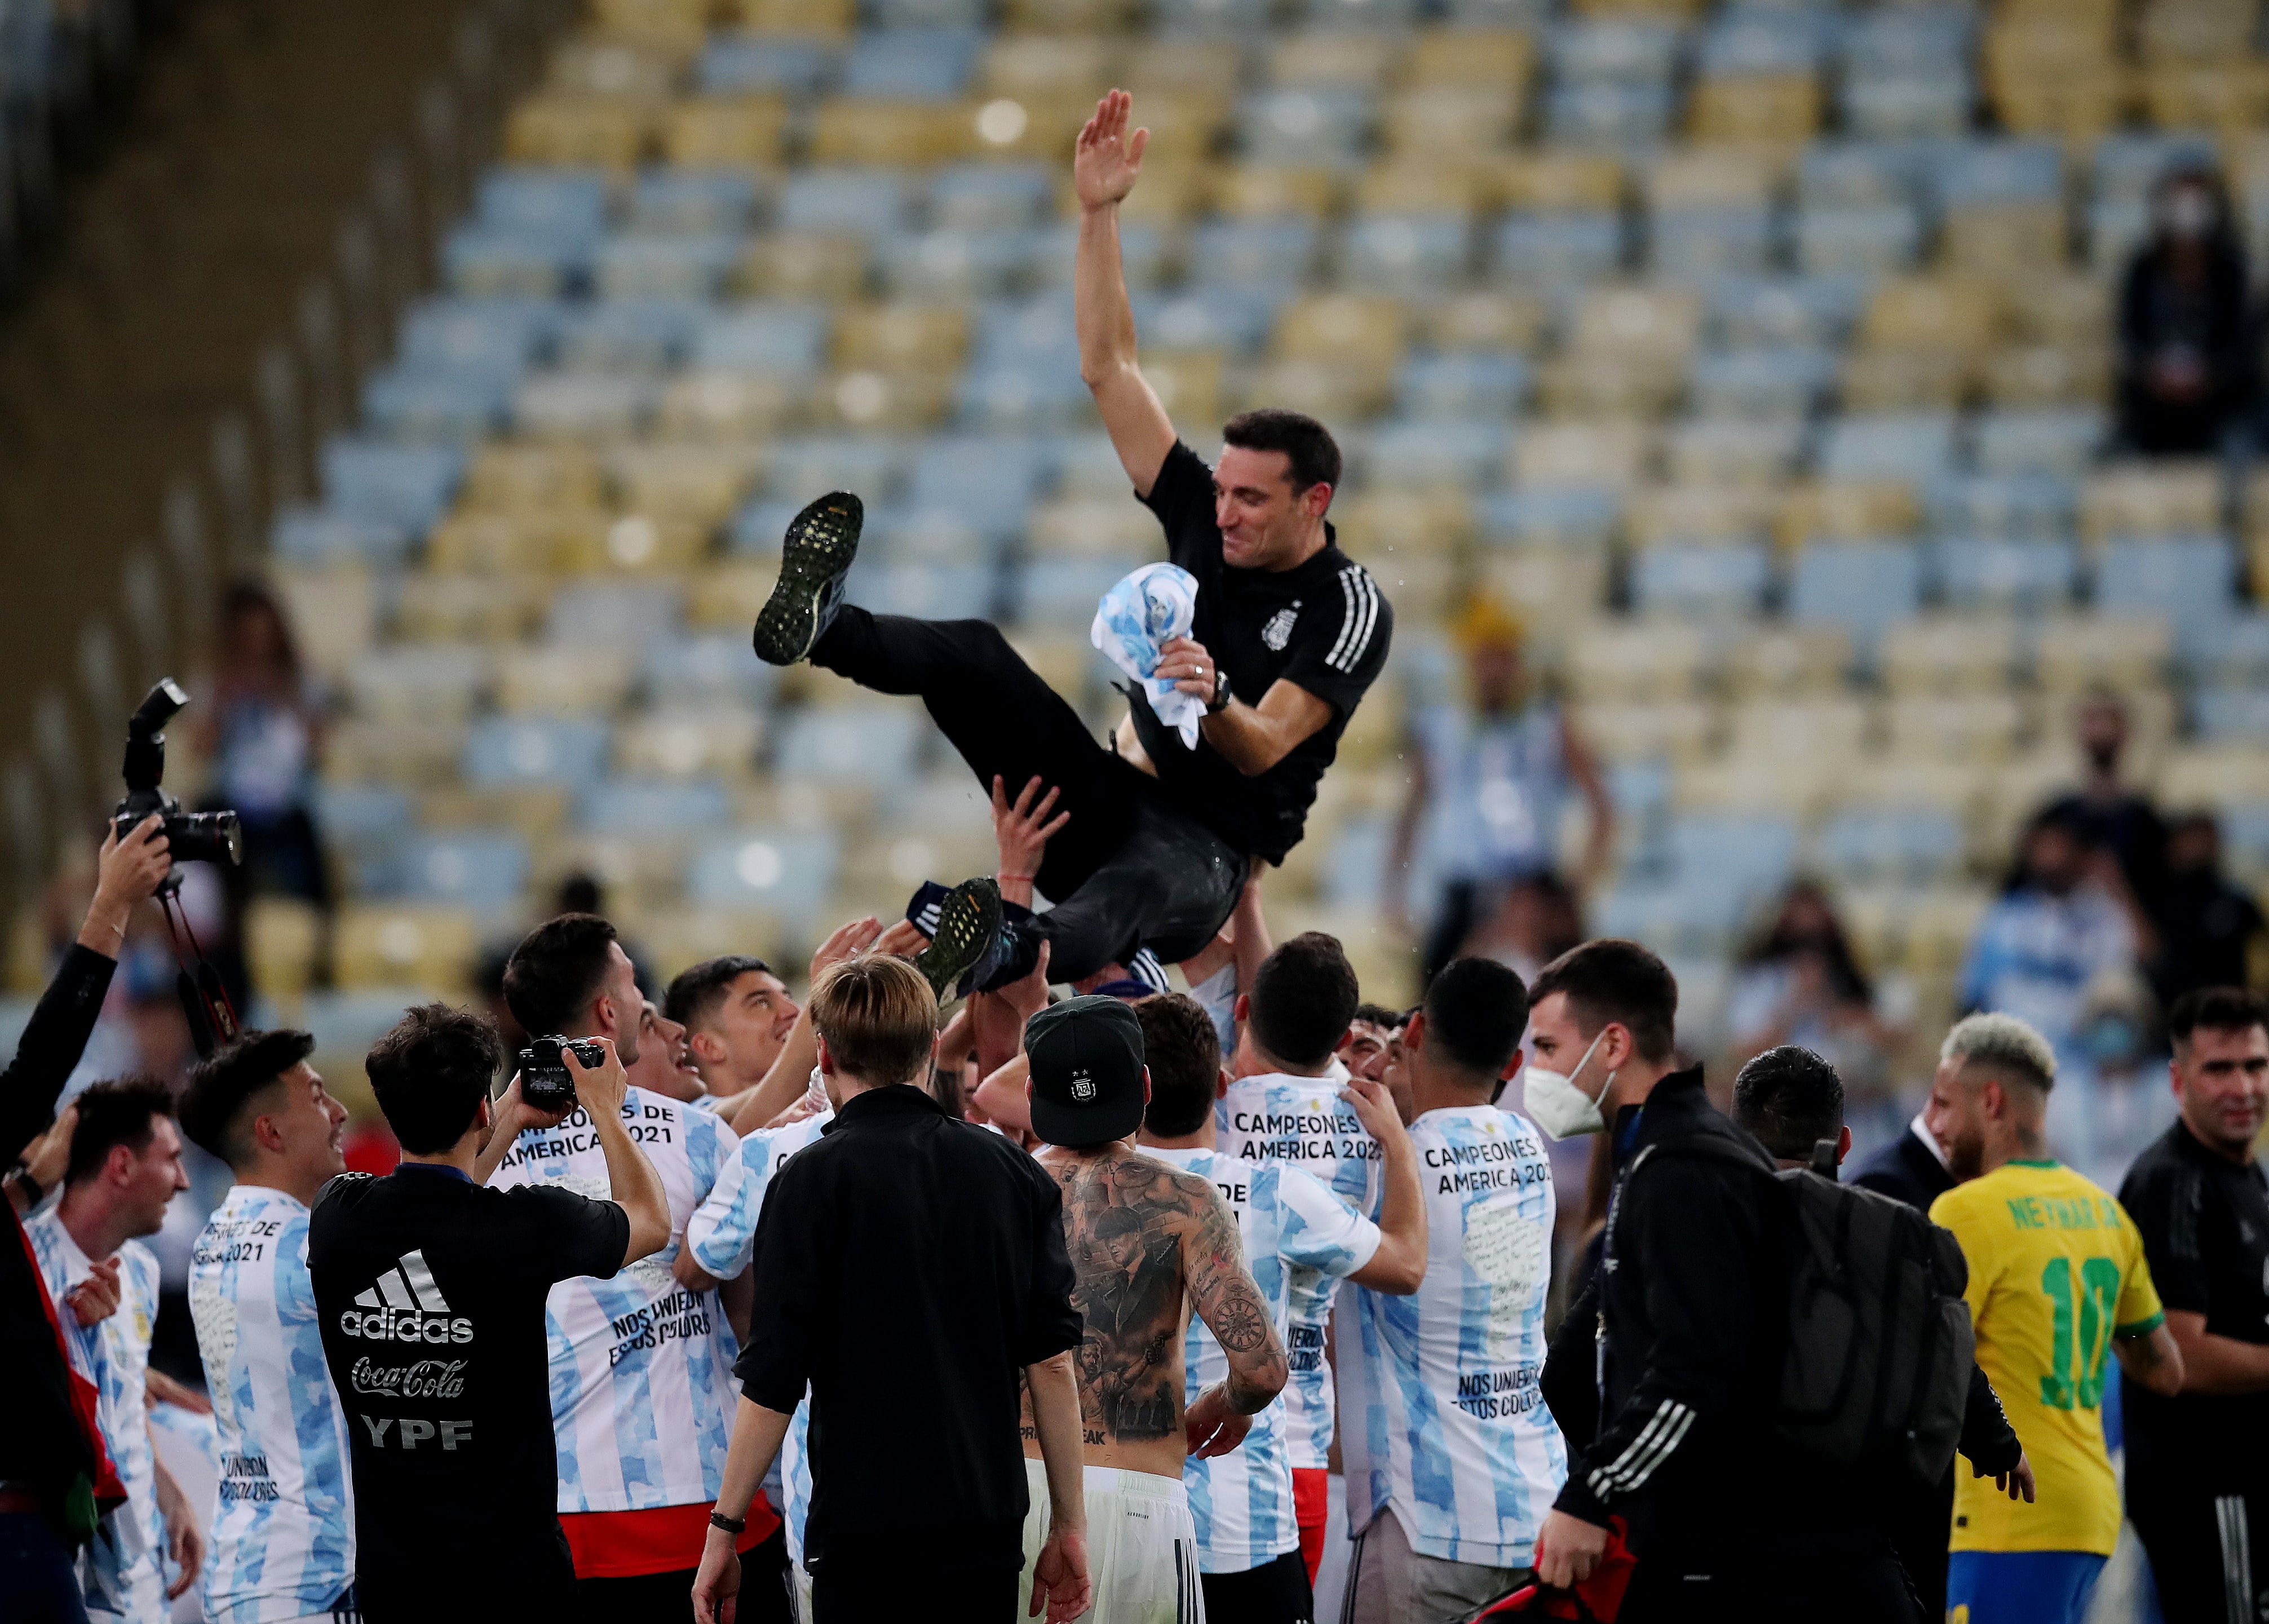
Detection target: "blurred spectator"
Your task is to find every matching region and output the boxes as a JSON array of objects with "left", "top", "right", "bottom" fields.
[
  {"left": 1962, "top": 807, "right": 2147, "bottom": 1060},
  {"left": 1727, "top": 881, "right": 1905, "bottom": 1100},
  {"left": 2117, "top": 163, "right": 2253, "bottom": 457},
  {"left": 2041, "top": 691, "right": 2169, "bottom": 905},
  {"left": 2047, "top": 968, "right": 2177, "bottom": 1191},
  {"left": 1390, "top": 597, "right": 1612, "bottom": 984},
  {"left": 1467, "top": 872, "right": 1585, "bottom": 984},
  {"left": 2149, "top": 810, "right": 2268, "bottom": 1004},
  {"left": 194, "top": 581, "right": 328, "bottom": 906}
]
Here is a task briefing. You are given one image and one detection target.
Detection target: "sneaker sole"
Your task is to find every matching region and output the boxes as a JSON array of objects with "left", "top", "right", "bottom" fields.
[
  {"left": 915, "top": 877, "right": 1003, "bottom": 1004},
  {"left": 751, "top": 490, "right": 863, "bottom": 666}
]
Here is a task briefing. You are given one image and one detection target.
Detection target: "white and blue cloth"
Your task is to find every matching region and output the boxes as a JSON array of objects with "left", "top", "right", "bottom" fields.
[
  {"left": 186, "top": 1185, "right": 356, "bottom": 1624},
  {"left": 1092, "top": 563, "right": 1204, "bottom": 748}
]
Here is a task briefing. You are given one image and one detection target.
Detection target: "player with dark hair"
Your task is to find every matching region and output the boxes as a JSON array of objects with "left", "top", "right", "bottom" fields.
[
  {"left": 664, "top": 954, "right": 800, "bottom": 1113},
  {"left": 1728, "top": 1044, "right": 1847, "bottom": 1165},
  {"left": 503, "top": 913, "right": 638, "bottom": 1064}
]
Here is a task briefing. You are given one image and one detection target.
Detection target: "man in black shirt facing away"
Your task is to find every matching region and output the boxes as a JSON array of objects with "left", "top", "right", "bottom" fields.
[
  {"left": 2120, "top": 986, "right": 2269, "bottom": 1624},
  {"left": 308, "top": 1004, "right": 670, "bottom": 1622},
  {"left": 744, "top": 87, "right": 1390, "bottom": 999},
  {"left": 693, "top": 954, "right": 1091, "bottom": 1624}
]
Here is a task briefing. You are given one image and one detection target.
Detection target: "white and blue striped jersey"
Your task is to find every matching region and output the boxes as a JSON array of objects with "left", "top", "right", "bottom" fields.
[
  {"left": 186, "top": 1185, "right": 355, "bottom": 1624},
  {"left": 1337, "top": 1105, "right": 1566, "bottom": 1568},
  {"left": 26, "top": 1215, "right": 165, "bottom": 1624},
  {"left": 685, "top": 1110, "right": 831, "bottom": 1563},
  {"left": 486, "top": 1086, "right": 741, "bottom": 1512},
  {"left": 1149, "top": 1145, "right": 1379, "bottom": 1574},
  {"left": 1217, "top": 1068, "right": 1374, "bottom": 1468}
]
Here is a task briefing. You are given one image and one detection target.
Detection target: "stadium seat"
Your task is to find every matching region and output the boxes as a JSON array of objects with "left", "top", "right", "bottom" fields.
[
  {"left": 1630, "top": 543, "right": 1772, "bottom": 616},
  {"left": 1817, "top": 414, "right": 1960, "bottom": 485},
  {"left": 321, "top": 440, "right": 466, "bottom": 534},
  {"left": 1786, "top": 542, "right": 1925, "bottom": 650},
  {"left": 1933, "top": 538, "right": 2081, "bottom": 612},
  {"left": 1815, "top": 807, "right": 1967, "bottom": 884},
  {"left": 685, "top": 829, "right": 840, "bottom": 923}
]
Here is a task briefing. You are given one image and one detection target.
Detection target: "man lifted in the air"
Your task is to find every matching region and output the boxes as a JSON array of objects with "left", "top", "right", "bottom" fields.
[{"left": 750, "top": 90, "right": 1394, "bottom": 997}]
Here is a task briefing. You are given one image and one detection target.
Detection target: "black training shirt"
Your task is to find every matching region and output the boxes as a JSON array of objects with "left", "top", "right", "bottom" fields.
[
  {"left": 1131, "top": 440, "right": 1394, "bottom": 864},
  {"left": 2120, "top": 1121, "right": 2269, "bottom": 1492},
  {"left": 737, "top": 1085, "right": 1081, "bottom": 1573},
  {"left": 309, "top": 1163, "right": 629, "bottom": 1587}
]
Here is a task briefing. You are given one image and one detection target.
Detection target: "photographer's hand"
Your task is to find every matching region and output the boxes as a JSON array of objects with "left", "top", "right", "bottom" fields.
[
  {"left": 574, "top": 1039, "right": 671, "bottom": 1266},
  {"left": 78, "top": 815, "right": 170, "bottom": 956},
  {"left": 473, "top": 1077, "right": 572, "bottom": 1185}
]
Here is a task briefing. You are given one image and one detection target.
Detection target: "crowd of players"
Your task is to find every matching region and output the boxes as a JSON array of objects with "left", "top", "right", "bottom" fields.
[{"left": 8, "top": 790, "right": 2269, "bottom": 1624}]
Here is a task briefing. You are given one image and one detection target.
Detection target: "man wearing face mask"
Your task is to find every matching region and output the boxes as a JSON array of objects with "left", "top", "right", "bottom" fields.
[
  {"left": 1527, "top": 940, "right": 1863, "bottom": 1621},
  {"left": 2117, "top": 162, "right": 2253, "bottom": 458}
]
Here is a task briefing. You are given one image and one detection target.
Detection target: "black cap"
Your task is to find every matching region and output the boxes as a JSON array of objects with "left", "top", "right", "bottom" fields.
[{"left": 1026, "top": 995, "right": 1147, "bottom": 1148}]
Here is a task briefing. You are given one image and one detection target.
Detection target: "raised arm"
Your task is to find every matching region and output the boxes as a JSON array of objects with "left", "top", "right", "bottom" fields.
[
  {"left": 724, "top": 914, "right": 883, "bottom": 1138},
  {"left": 1074, "top": 90, "right": 1175, "bottom": 497},
  {"left": 570, "top": 1039, "right": 671, "bottom": 1266},
  {"left": 1337, "top": 1075, "right": 1426, "bottom": 1293}
]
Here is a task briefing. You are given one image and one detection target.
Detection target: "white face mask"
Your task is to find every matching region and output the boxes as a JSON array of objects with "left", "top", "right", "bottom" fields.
[{"left": 1524, "top": 1028, "right": 1617, "bottom": 1140}]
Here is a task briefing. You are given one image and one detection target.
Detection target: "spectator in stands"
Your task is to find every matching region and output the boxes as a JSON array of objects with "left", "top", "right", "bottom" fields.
[
  {"left": 1388, "top": 596, "right": 1612, "bottom": 986},
  {"left": 2041, "top": 691, "right": 2169, "bottom": 906},
  {"left": 1727, "top": 881, "right": 1904, "bottom": 1098},
  {"left": 196, "top": 581, "right": 326, "bottom": 908},
  {"left": 1466, "top": 872, "right": 1585, "bottom": 986},
  {"left": 2049, "top": 968, "right": 2177, "bottom": 1190},
  {"left": 1962, "top": 806, "right": 2144, "bottom": 1063},
  {"left": 2117, "top": 163, "right": 2254, "bottom": 458},
  {"left": 2149, "top": 810, "right": 2268, "bottom": 1005}
]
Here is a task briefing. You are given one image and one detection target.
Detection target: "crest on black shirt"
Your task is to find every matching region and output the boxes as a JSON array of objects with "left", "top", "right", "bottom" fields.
[{"left": 1262, "top": 603, "right": 1299, "bottom": 652}]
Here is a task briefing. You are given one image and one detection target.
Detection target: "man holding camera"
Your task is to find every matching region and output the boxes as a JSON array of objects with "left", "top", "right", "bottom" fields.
[
  {"left": 490, "top": 914, "right": 784, "bottom": 1623},
  {"left": 308, "top": 1004, "right": 669, "bottom": 1621}
]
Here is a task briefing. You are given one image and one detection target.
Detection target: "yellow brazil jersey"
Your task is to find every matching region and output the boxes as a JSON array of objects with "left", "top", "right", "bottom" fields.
[{"left": 1929, "top": 1158, "right": 2166, "bottom": 1556}]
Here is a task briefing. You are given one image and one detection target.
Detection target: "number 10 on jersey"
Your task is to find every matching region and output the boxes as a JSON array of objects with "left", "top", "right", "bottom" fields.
[{"left": 2038, "top": 1255, "right": 2121, "bottom": 1410}]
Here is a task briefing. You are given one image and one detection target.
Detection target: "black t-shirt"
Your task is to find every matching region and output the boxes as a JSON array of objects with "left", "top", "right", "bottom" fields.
[
  {"left": 1131, "top": 441, "right": 1394, "bottom": 864},
  {"left": 2119, "top": 1121, "right": 2269, "bottom": 1492},
  {"left": 308, "top": 1163, "right": 629, "bottom": 1589}
]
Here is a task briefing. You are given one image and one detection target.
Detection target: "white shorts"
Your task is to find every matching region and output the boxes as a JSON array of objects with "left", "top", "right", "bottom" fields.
[{"left": 1020, "top": 1459, "right": 1205, "bottom": 1624}]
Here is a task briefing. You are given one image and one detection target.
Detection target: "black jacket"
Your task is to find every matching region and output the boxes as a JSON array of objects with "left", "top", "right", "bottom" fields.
[{"left": 1849, "top": 1119, "right": 1956, "bottom": 1213}]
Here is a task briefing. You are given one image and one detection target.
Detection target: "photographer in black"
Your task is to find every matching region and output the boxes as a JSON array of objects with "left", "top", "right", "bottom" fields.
[
  {"left": 0, "top": 814, "right": 173, "bottom": 1621},
  {"left": 308, "top": 1004, "right": 670, "bottom": 1622}
]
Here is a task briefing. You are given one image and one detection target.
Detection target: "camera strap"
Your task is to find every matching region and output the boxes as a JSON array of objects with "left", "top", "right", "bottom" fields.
[{"left": 159, "top": 886, "right": 239, "bottom": 1057}]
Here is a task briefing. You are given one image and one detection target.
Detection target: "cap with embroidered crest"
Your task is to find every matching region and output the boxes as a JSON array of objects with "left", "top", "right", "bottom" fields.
[{"left": 1025, "top": 995, "right": 1147, "bottom": 1148}]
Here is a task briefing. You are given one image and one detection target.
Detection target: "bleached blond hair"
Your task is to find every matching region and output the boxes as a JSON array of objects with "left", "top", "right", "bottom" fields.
[{"left": 1941, "top": 1012, "right": 2057, "bottom": 1096}]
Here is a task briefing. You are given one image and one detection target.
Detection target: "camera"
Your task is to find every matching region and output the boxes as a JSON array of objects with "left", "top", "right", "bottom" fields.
[
  {"left": 113, "top": 679, "right": 244, "bottom": 870},
  {"left": 519, "top": 1035, "right": 608, "bottom": 1112}
]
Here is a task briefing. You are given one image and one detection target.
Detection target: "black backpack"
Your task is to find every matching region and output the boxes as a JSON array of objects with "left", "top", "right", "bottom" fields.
[{"left": 1675, "top": 1135, "right": 1976, "bottom": 1488}]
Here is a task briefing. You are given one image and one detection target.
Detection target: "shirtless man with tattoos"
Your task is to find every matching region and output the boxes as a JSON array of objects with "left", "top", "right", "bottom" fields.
[{"left": 1015, "top": 995, "right": 1288, "bottom": 1623}]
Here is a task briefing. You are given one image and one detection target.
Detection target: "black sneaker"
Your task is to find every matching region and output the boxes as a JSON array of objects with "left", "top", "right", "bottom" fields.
[
  {"left": 914, "top": 877, "right": 1002, "bottom": 1005},
  {"left": 751, "top": 490, "right": 861, "bottom": 666}
]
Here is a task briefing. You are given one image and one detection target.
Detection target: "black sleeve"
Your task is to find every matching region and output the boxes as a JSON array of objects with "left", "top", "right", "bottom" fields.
[
  {"left": 0, "top": 945, "right": 118, "bottom": 1165},
  {"left": 1279, "top": 563, "right": 1392, "bottom": 720},
  {"left": 2120, "top": 1158, "right": 2210, "bottom": 1316},
  {"left": 1136, "top": 441, "right": 1219, "bottom": 574},
  {"left": 1542, "top": 1275, "right": 1602, "bottom": 1452},
  {"left": 1015, "top": 1161, "right": 1082, "bottom": 1366},
  {"left": 512, "top": 1185, "right": 631, "bottom": 1285},
  {"left": 1958, "top": 1362, "right": 2023, "bottom": 1477},
  {"left": 737, "top": 1167, "right": 815, "bottom": 1413},
  {"left": 1554, "top": 1153, "right": 1766, "bottom": 1528}
]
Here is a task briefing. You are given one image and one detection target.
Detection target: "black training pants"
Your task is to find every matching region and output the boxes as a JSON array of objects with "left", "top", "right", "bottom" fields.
[
  {"left": 2131, "top": 1488, "right": 2269, "bottom": 1624},
  {"left": 1618, "top": 1551, "right": 1924, "bottom": 1624},
  {"left": 570, "top": 1529, "right": 794, "bottom": 1624},
  {"left": 812, "top": 608, "right": 1246, "bottom": 981},
  {"left": 1203, "top": 1548, "right": 1315, "bottom": 1624}
]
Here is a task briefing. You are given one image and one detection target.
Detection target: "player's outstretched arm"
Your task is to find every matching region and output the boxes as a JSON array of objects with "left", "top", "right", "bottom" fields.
[{"left": 1074, "top": 90, "right": 1174, "bottom": 498}]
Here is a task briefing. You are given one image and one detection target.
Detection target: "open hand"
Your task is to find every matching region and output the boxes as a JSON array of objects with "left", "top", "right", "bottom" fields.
[
  {"left": 992, "top": 775, "right": 1070, "bottom": 885},
  {"left": 811, "top": 915, "right": 883, "bottom": 980},
  {"left": 1073, "top": 90, "right": 1147, "bottom": 212},
  {"left": 1030, "top": 1521, "right": 1092, "bottom": 1623}
]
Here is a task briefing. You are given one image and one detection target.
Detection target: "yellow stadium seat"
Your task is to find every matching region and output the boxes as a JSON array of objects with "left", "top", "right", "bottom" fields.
[
  {"left": 1674, "top": 756, "right": 1840, "bottom": 819},
  {"left": 592, "top": 0, "right": 711, "bottom": 42},
  {"left": 555, "top": 512, "right": 710, "bottom": 572},
  {"left": 687, "top": 564, "right": 777, "bottom": 629},
  {"left": 833, "top": 302, "right": 968, "bottom": 371},
  {"left": 2077, "top": 463, "right": 2221, "bottom": 546},
  {"left": 1139, "top": 350, "right": 1223, "bottom": 425},
  {"left": 1416, "top": 290, "right": 1547, "bottom": 353},
  {"left": 2139, "top": 0, "right": 2261, "bottom": 65},
  {"left": 2161, "top": 744, "right": 2269, "bottom": 811},
  {"left": 1570, "top": 0, "right": 1706, "bottom": 16},
  {"left": 1831, "top": 758, "right": 1988, "bottom": 821},
  {"left": 424, "top": 512, "right": 564, "bottom": 575},
  {"left": 1858, "top": 277, "right": 2006, "bottom": 355},
  {"left": 1497, "top": 151, "right": 1624, "bottom": 213},
  {"left": 1940, "top": 202, "right": 2070, "bottom": 277},
  {"left": 607, "top": 444, "right": 761, "bottom": 525},
  {"left": 661, "top": 96, "right": 789, "bottom": 165},
  {"left": 1724, "top": 696, "right": 1874, "bottom": 763},
  {"left": 1236, "top": 360, "right": 1395, "bottom": 424},
  {"left": 1536, "top": 360, "right": 1679, "bottom": 420},
  {"left": 1330, "top": 495, "right": 1473, "bottom": 555},
  {"left": 1985, "top": 19, "right": 2118, "bottom": 86},
  {"left": 244, "top": 898, "right": 322, "bottom": 999},
  {"left": 1566, "top": 284, "right": 1704, "bottom": 362},
  {"left": 334, "top": 905, "right": 481, "bottom": 994},
  {"left": 658, "top": 370, "right": 800, "bottom": 439},
  {"left": 1722, "top": 626, "right": 1854, "bottom": 696},
  {"left": 640, "top": 910, "right": 792, "bottom": 981},
  {"left": 395, "top": 574, "right": 553, "bottom": 644},
  {"left": 2032, "top": 614, "right": 2174, "bottom": 692},
  {"left": 1883, "top": 694, "right": 2031, "bottom": 763},
  {"left": 1480, "top": 549, "right": 1612, "bottom": 630},
  {"left": 1646, "top": 146, "right": 1777, "bottom": 213},
  {"left": 1124, "top": 39, "right": 1246, "bottom": 100},
  {"left": 1403, "top": 27, "right": 1533, "bottom": 88},
  {"left": 2142, "top": 64, "right": 2269, "bottom": 131},
  {"left": 1273, "top": 294, "right": 1408, "bottom": 368},
  {"left": 1565, "top": 619, "right": 1710, "bottom": 701},
  {"left": 1839, "top": 348, "right": 1972, "bottom": 413},
  {"left": 969, "top": 92, "right": 1094, "bottom": 163},
  {"left": 1572, "top": 698, "right": 1720, "bottom": 764},
  {"left": 1353, "top": 162, "right": 1488, "bottom": 216},
  {"left": 1992, "top": 76, "right": 2132, "bottom": 145},
  {"left": 736, "top": 232, "right": 868, "bottom": 299},
  {"left": 1980, "top": 343, "right": 2111, "bottom": 410},
  {"left": 619, "top": 707, "right": 766, "bottom": 780},
  {"left": 1775, "top": 481, "right": 1922, "bottom": 547},
  {"left": 549, "top": 37, "right": 689, "bottom": 98},
  {"left": 271, "top": 568, "right": 378, "bottom": 686},
  {"left": 818, "top": 369, "right": 953, "bottom": 430},
  {"left": 2004, "top": 274, "right": 2116, "bottom": 349},
  {"left": 1689, "top": 76, "right": 1820, "bottom": 144},
  {"left": 1880, "top": 616, "right": 2022, "bottom": 696},
  {"left": 494, "top": 647, "right": 637, "bottom": 716},
  {"left": 463, "top": 444, "right": 608, "bottom": 512},
  {"left": 1270, "top": 29, "right": 1409, "bottom": 90},
  {"left": 1514, "top": 421, "right": 1655, "bottom": 488},
  {"left": 1210, "top": 165, "right": 1344, "bottom": 218},
  {"left": 808, "top": 100, "right": 972, "bottom": 165},
  {"left": 324, "top": 722, "right": 470, "bottom": 787},
  {"left": 981, "top": 36, "right": 1116, "bottom": 97},
  {"left": 505, "top": 95, "right": 656, "bottom": 170},
  {"left": 1624, "top": 485, "right": 1778, "bottom": 548},
  {"left": 1379, "top": 90, "right": 1520, "bottom": 158},
  {"left": 1005, "top": 632, "right": 1101, "bottom": 705},
  {"left": 1029, "top": 498, "right": 1160, "bottom": 557},
  {"left": 723, "top": 0, "right": 852, "bottom": 35}
]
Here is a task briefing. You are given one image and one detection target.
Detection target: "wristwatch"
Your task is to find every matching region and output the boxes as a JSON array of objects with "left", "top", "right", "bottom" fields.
[
  {"left": 1207, "top": 665, "right": 1232, "bottom": 715},
  {"left": 3, "top": 1162, "right": 39, "bottom": 1207}
]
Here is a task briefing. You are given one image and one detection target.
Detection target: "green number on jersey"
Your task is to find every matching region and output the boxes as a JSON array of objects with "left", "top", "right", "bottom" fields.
[{"left": 2037, "top": 1255, "right": 2124, "bottom": 1410}]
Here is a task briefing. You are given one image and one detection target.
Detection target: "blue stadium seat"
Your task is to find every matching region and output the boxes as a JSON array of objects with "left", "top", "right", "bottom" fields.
[
  {"left": 1023, "top": 219, "right": 1170, "bottom": 290},
  {"left": 1668, "top": 813, "right": 1800, "bottom": 893},
  {"left": 1341, "top": 216, "right": 1472, "bottom": 290},
  {"left": 321, "top": 439, "right": 465, "bottom": 533},
  {"left": 1798, "top": 141, "right": 1926, "bottom": 209},
  {"left": 1361, "top": 420, "right": 1512, "bottom": 489},
  {"left": 1932, "top": 139, "right": 2065, "bottom": 210},
  {"left": 928, "top": 164, "right": 1054, "bottom": 230},
  {"left": 1138, "top": 287, "right": 1288, "bottom": 353},
  {"left": 1297, "top": 0, "right": 1418, "bottom": 23},
  {"left": 1545, "top": 82, "right": 1678, "bottom": 146},
  {"left": 909, "top": 436, "right": 1052, "bottom": 533},
  {"left": 2221, "top": 806, "right": 2269, "bottom": 873},
  {"left": 476, "top": 169, "right": 611, "bottom": 238},
  {"left": 779, "top": 168, "right": 912, "bottom": 238},
  {"left": 1493, "top": 213, "right": 1624, "bottom": 285},
  {"left": 270, "top": 508, "right": 415, "bottom": 569},
  {"left": 554, "top": 299, "right": 703, "bottom": 373},
  {"left": 971, "top": 294, "right": 1083, "bottom": 373},
  {"left": 1794, "top": 204, "right": 1922, "bottom": 275},
  {"left": 1322, "top": 818, "right": 1393, "bottom": 910},
  {"left": 872, "top": 0, "right": 987, "bottom": 28},
  {"left": 1815, "top": 807, "right": 1966, "bottom": 883},
  {"left": 630, "top": 169, "right": 761, "bottom": 233},
  {"left": 379, "top": 832, "right": 530, "bottom": 910},
  {"left": 865, "top": 508, "right": 1004, "bottom": 567},
  {"left": 685, "top": 829, "right": 840, "bottom": 922},
  {"left": 2195, "top": 688, "right": 2269, "bottom": 744},
  {"left": 1839, "top": 76, "right": 1970, "bottom": 140},
  {"left": 2093, "top": 132, "right": 2219, "bottom": 206},
  {"left": 764, "top": 436, "right": 912, "bottom": 504},
  {"left": 1651, "top": 208, "right": 1774, "bottom": 275},
  {"left": 772, "top": 708, "right": 926, "bottom": 783},
  {"left": 1156, "top": 0, "right": 1271, "bottom": 29},
  {"left": 1630, "top": 544, "right": 1772, "bottom": 616},
  {"left": 594, "top": 233, "right": 744, "bottom": 300},
  {"left": 694, "top": 303, "right": 831, "bottom": 375},
  {"left": 2095, "top": 538, "right": 2237, "bottom": 621},
  {"left": 644, "top": 632, "right": 777, "bottom": 704},
  {"left": 1929, "top": 474, "right": 2078, "bottom": 540},
  {"left": 361, "top": 369, "right": 515, "bottom": 442},
  {"left": 1476, "top": 487, "right": 1623, "bottom": 548},
  {"left": 1549, "top": 19, "right": 1685, "bottom": 84},
  {"left": 1837, "top": 7, "right": 1970, "bottom": 76},
  {"left": 397, "top": 297, "right": 556, "bottom": 375},
  {"left": 876, "top": 228, "right": 1032, "bottom": 298},
  {"left": 313, "top": 785, "right": 417, "bottom": 859},
  {"left": 1971, "top": 410, "right": 2107, "bottom": 478},
  {"left": 1593, "top": 880, "right": 1753, "bottom": 957},
  {"left": 1238, "top": 89, "right": 1374, "bottom": 164},
  {"left": 1788, "top": 542, "right": 1924, "bottom": 646},
  {"left": 302, "top": 992, "right": 434, "bottom": 1055},
  {"left": 443, "top": 223, "right": 595, "bottom": 297},
  {"left": 846, "top": 560, "right": 997, "bottom": 621},
  {"left": 463, "top": 719, "right": 612, "bottom": 790},
  {"left": 1688, "top": 347, "right": 1835, "bottom": 417},
  {"left": 1017, "top": 558, "right": 1145, "bottom": 626},
  {"left": 1702, "top": 272, "right": 1871, "bottom": 347},
  {"left": 842, "top": 28, "right": 983, "bottom": 99},
  {"left": 1188, "top": 219, "right": 1324, "bottom": 287},
  {"left": 1700, "top": 6, "right": 1832, "bottom": 74},
  {"left": 578, "top": 778, "right": 735, "bottom": 836},
  {"left": 1396, "top": 353, "right": 1531, "bottom": 419},
  {"left": 545, "top": 581, "right": 684, "bottom": 647},
  {"left": 1819, "top": 413, "right": 1960, "bottom": 483},
  {"left": 2183, "top": 611, "right": 2269, "bottom": 687},
  {"left": 699, "top": 36, "right": 839, "bottom": 96},
  {"left": 956, "top": 363, "right": 1092, "bottom": 431},
  {"left": 1931, "top": 538, "right": 2079, "bottom": 610}
]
